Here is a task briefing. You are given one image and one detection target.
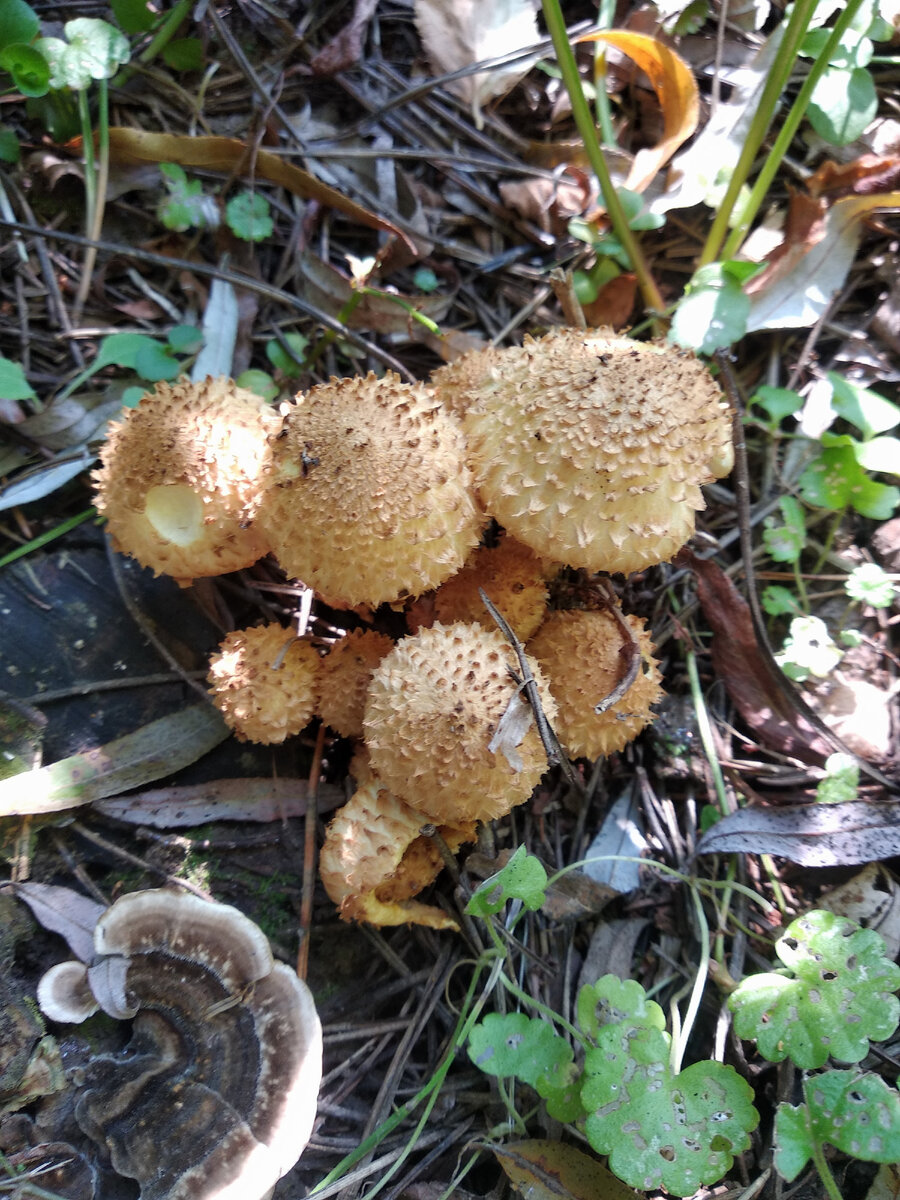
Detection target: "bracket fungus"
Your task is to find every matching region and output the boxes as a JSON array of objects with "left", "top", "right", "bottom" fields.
[
  {"left": 93, "top": 378, "right": 278, "bottom": 585},
  {"left": 207, "top": 623, "right": 320, "bottom": 744},
  {"left": 363, "top": 621, "right": 556, "bottom": 824},
  {"left": 320, "top": 779, "right": 475, "bottom": 929},
  {"left": 36, "top": 889, "right": 322, "bottom": 1200},
  {"left": 259, "top": 373, "right": 484, "bottom": 607},
  {"left": 441, "top": 328, "right": 734, "bottom": 574},
  {"left": 527, "top": 608, "right": 664, "bottom": 758}
]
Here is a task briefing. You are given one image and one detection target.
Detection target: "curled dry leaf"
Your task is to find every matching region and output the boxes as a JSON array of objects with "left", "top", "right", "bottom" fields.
[
  {"left": 577, "top": 30, "right": 699, "bottom": 193},
  {"left": 413, "top": 0, "right": 540, "bottom": 128}
]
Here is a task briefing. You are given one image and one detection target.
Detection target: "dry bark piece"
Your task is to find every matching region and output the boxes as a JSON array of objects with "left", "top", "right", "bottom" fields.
[
  {"left": 318, "top": 628, "right": 395, "bottom": 738},
  {"left": 36, "top": 889, "right": 322, "bottom": 1200},
  {"left": 320, "top": 778, "right": 475, "bottom": 928},
  {"left": 442, "top": 328, "right": 733, "bottom": 574},
  {"left": 432, "top": 534, "right": 550, "bottom": 640},
  {"left": 363, "top": 621, "right": 556, "bottom": 823},
  {"left": 93, "top": 378, "right": 277, "bottom": 585},
  {"left": 207, "top": 624, "right": 320, "bottom": 744},
  {"left": 259, "top": 373, "right": 484, "bottom": 606},
  {"left": 527, "top": 609, "right": 664, "bottom": 758}
]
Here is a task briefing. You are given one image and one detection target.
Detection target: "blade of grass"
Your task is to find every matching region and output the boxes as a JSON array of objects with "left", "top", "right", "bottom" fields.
[{"left": 0, "top": 508, "right": 96, "bottom": 570}]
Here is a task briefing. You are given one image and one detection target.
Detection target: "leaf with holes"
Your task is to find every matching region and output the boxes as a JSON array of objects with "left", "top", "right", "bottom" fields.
[
  {"left": 577, "top": 974, "right": 666, "bottom": 1041},
  {"left": 776, "top": 1070, "right": 900, "bottom": 1181},
  {"left": 468, "top": 1012, "right": 573, "bottom": 1082},
  {"left": 465, "top": 845, "right": 548, "bottom": 916},
  {"left": 582, "top": 1020, "right": 758, "bottom": 1196},
  {"left": 729, "top": 910, "right": 900, "bottom": 1069}
]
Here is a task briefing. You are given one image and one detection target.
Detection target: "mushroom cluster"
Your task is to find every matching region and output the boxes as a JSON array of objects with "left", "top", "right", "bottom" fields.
[
  {"left": 36, "top": 889, "right": 322, "bottom": 1200},
  {"left": 94, "top": 329, "right": 732, "bottom": 928}
]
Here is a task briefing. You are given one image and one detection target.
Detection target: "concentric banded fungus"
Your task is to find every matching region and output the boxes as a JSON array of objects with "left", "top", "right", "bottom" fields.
[
  {"left": 93, "top": 378, "right": 278, "bottom": 585},
  {"left": 432, "top": 534, "right": 550, "bottom": 640},
  {"left": 208, "top": 624, "right": 320, "bottom": 744},
  {"left": 318, "top": 629, "right": 395, "bottom": 738},
  {"left": 36, "top": 889, "right": 322, "bottom": 1200},
  {"left": 259, "top": 373, "right": 484, "bottom": 606},
  {"left": 527, "top": 608, "right": 664, "bottom": 758},
  {"left": 453, "top": 329, "right": 734, "bottom": 574},
  {"left": 320, "top": 779, "right": 475, "bottom": 929},
  {"left": 363, "top": 621, "right": 556, "bottom": 823}
]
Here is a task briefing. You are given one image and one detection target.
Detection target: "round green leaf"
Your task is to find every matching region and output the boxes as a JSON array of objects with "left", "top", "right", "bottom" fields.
[
  {"left": 0, "top": 43, "right": 50, "bottom": 97},
  {"left": 0, "top": 0, "right": 39, "bottom": 53},
  {"left": 37, "top": 19, "right": 130, "bottom": 90},
  {"left": 808, "top": 66, "right": 877, "bottom": 146},
  {"left": 225, "top": 192, "right": 274, "bottom": 242},
  {"left": 468, "top": 1012, "right": 572, "bottom": 1087},
  {"left": 162, "top": 37, "right": 204, "bottom": 71}
]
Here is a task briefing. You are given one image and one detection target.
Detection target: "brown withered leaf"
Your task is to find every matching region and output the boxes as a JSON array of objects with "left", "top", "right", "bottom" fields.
[
  {"left": 678, "top": 549, "right": 832, "bottom": 763},
  {"left": 310, "top": 0, "right": 379, "bottom": 75},
  {"left": 490, "top": 1139, "right": 642, "bottom": 1200},
  {"left": 808, "top": 154, "right": 900, "bottom": 199},
  {"left": 582, "top": 273, "right": 637, "bottom": 329},
  {"left": 696, "top": 800, "right": 900, "bottom": 866}
]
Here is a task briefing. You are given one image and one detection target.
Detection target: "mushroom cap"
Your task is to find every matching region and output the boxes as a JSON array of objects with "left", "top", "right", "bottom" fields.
[
  {"left": 363, "top": 621, "right": 556, "bottom": 823},
  {"left": 318, "top": 629, "right": 395, "bottom": 738},
  {"left": 527, "top": 608, "right": 664, "bottom": 758},
  {"left": 71, "top": 889, "right": 322, "bottom": 1200},
  {"left": 36, "top": 961, "right": 99, "bottom": 1024},
  {"left": 259, "top": 373, "right": 485, "bottom": 606},
  {"left": 93, "top": 377, "right": 278, "bottom": 584},
  {"left": 208, "top": 624, "right": 320, "bottom": 744},
  {"left": 432, "top": 534, "right": 550, "bottom": 640},
  {"left": 320, "top": 779, "right": 474, "bottom": 929},
  {"left": 458, "top": 329, "right": 734, "bottom": 574}
]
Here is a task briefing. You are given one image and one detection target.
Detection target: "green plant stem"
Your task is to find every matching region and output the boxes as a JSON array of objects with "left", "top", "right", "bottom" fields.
[
  {"left": 137, "top": 0, "right": 194, "bottom": 66},
  {"left": 808, "top": 1126, "right": 844, "bottom": 1200},
  {"left": 671, "top": 886, "right": 711, "bottom": 1074},
  {"left": 74, "top": 78, "right": 111, "bottom": 319},
  {"left": 0, "top": 508, "right": 96, "bottom": 569},
  {"left": 721, "top": 0, "right": 870, "bottom": 260},
  {"left": 540, "top": 0, "right": 666, "bottom": 324},
  {"left": 698, "top": 0, "right": 819, "bottom": 267},
  {"left": 592, "top": 0, "right": 618, "bottom": 147}
]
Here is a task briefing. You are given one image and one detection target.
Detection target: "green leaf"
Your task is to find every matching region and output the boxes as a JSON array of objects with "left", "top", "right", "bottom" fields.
[
  {"left": 162, "top": 37, "right": 204, "bottom": 71},
  {"left": 412, "top": 267, "right": 439, "bottom": 293},
  {"left": 808, "top": 65, "right": 878, "bottom": 145},
  {"left": 576, "top": 975, "right": 666, "bottom": 1042},
  {"left": 0, "top": 355, "right": 36, "bottom": 400},
  {"left": 266, "top": 332, "right": 309, "bottom": 377},
  {"left": 157, "top": 163, "right": 216, "bottom": 233},
  {"left": 134, "top": 341, "right": 179, "bottom": 382},
  {"left": 93, "top": 332, "right": 165, "bottom": 371},
  {"left": 854, "top": 436, "right": 900, "bottom": 475},
  {"left": 828, "top": 372, "right": 900, "bottom": 438},
  {"left": 845, "top": 562, "right": 896, "bottom": 608},
  {"left": 729, "top": 910, "right": 900, "bottom": 1069},
  {"left": 0, "top": 0, "right": 38, "bottom": 52},
  {"left": 0, "top": 43, "right": 50, "bottom": 97},
  {"left": 761, "top": 585, "right": 802, "bottom": 617},
  {"left": 669, "top": 263, "right": 753, "bottom": 354},
  {"left": 0, "top": 126, "right": 19, "bottom": 162},
  {"left": 465, "top": 845, "right": 548, "bottom": 916},
  {"left": 166, "top": 324, "right": 203, "bottom": 355},
  {"left": 235, "top": 369, "right": 278, "bottom": 403},
  {"left": 225, "top": 191, "right": 274, "bottom": 242},
  {"left": 750, "top": 385, "right": 803, "bottom": 428},
  {"left": 37, "top": 19, "right": 130, "bottom": 90},
  {"left": 582, "top": 1022, "right": 758, "bottom": 1196},
  {"left": 762, "top": 496, "right": 806, "bottom": 564},
  {"left": 776, "top": 1071, "right": 900, "bottom": 1180},
  {"left": 799, "top": 444, "right": 900, "bottom": 518},
  {"left": 110, "top": 0, "right": 156, "bottom": 35},
  {"left": 816, "top": 753, "right": 859, "bottom": 805},
  {"left": 468, "top": 1012, "right": 573, "bottom": 1087}
]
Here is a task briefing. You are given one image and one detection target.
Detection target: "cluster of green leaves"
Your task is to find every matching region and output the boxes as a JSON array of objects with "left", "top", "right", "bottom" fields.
[
  {"left": 801, "top": 0, "right": 892, "bottom": 145},
  {"left": 157, "top": 162, "right": 275, "bottom": 243},
  {"left": 465, "top": 852, "right": 900, "bottom": 1198}
]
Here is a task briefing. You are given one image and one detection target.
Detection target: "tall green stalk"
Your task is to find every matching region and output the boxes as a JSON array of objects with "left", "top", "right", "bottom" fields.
[
  {"left": 698, "top": 0, "right": 819, "bottom": 267},
  {"left": 541, "top": 0, "right": 666, "bottom": 322}
]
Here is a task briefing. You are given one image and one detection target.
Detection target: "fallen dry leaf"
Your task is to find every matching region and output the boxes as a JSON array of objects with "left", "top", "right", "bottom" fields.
[
  {"left": 298, "top": 251, "right": 454, "bottom": 332},
  {"left": 808, "top": 154, "right": 900, "bottom": 199},
  {"left": 696, "top": 800, "right": 900, "bottom": 866},
  {"left": 678, "top": 549, "right": 833, "bottom": 763},
  {"left": 413, "top": 0, "right": 540, "bottom": 128},
  {"left": 745, "top": 190, "right": 900, "bottom": 330},
  {"left": 103, "top": 128, "right": 415, "bottom": 251},
  {"left": 14, "top": 882, "right": 105, "bottom": 963},
  {"left": 582, "top": 272, "right": 637, "bottom": 329},
  {"left": 498, "top": 171, "right": 594, "bottom": 235},
  {"left": 578, "top": 30, "right": 699, "bottom": 193},
  {"left": 310, "top": 0, "right": 379, "bottom": 75},
  {"left": 95, "top": 778, "right": 344, "bottom": 828},
  {"left": 490, "top": 1139, "right": 643, "bottom": 1200}
]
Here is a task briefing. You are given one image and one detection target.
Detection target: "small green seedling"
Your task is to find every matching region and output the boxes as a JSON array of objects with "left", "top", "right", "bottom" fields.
[
  {"left": 157, "top": 164, "right": 275, "bottom": 243},
  {"left": 845, "top": 562, "right": 897, "bottom": 610}
]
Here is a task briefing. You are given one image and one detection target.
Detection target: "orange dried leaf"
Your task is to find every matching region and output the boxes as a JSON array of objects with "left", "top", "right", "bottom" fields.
[{"left": 577, "top": 30, "right": 699, "bottom": 192}]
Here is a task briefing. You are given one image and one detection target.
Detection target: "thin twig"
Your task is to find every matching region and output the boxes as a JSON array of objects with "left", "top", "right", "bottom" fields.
[{"left": 297, "top": 721, "right": 326, "bottom": 981}]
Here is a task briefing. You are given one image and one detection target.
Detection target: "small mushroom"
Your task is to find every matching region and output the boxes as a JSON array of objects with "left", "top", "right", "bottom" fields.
[
  {"left": 208, "top": 623, "right": 320, "bottom": 744},
  {"left": 36, "top": 889, "right": 322, "bottom": 1200},
  {"left": 527, "top": 608, "right": 664, "bottom": 758},
  {"left": 363, "top": 621, "right": 556, "bottom": 823},
  {"left": 431, "top": 534, "right": 551, "bottom": 640},
  {"left": 443, "top": 328, "right": 734, "bottom": 574},
  {"left": 320, "top": 779, "right": 475, "bottom": 929},
  {"left": 93, "top": 377, "right": 279, "bottom": 585},
  {"left": 258, "top": 373, "right": 485, "bottom": 606},
  {"left": 35, "top": 962, "right": 98, "bottom": 1025},
  {"left": 317, "top": 628, "right": 395, "bottom": 738}
]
